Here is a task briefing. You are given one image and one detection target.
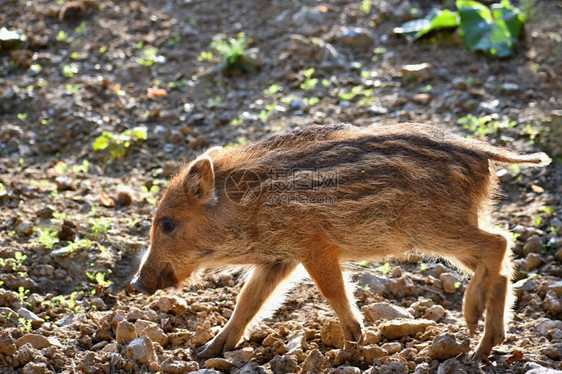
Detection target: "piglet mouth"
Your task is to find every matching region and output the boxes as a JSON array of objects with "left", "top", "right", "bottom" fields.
[{"left": 129, "top": 262, "right": 178, "bottom": 295}]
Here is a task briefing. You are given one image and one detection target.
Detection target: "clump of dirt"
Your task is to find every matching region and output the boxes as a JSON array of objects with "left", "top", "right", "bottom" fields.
[{"left": 1, "top": 0, "right": 561, "bottom": 373}]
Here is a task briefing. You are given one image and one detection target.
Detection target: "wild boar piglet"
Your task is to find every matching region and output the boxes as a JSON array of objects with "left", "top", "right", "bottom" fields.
[{"left": 131, "top": 123, "right": 551, "bottom": 360}]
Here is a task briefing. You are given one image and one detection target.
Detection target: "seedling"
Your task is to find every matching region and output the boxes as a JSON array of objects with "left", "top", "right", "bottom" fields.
[
  {"left": 89, "top": 217, "right": 111, "bottom": 236},
  {"left": 86, "top": 271, "right": 112, "bottom": 294},
  {"left": 18, "top": 317, "right": 32, "bottom": 333},
  {"left": 378, "top": 262, "right": 392, "bottom": 275},
  {"left": 300, "top": 68, "right": 318, "bottom": 91},
  {"left": 92, "top": 127, "right": 148, "bottom": 159},
  {"left": 210, "top": 32, "right": 258, "bottom": 75},
  {"left": 33, "top": 227, "right": 59, "bottom": 249}
]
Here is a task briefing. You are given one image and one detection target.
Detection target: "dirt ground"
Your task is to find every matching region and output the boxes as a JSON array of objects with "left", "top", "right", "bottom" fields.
[{"left": 1, "top": 0, "right": 561, "bottom": 373}]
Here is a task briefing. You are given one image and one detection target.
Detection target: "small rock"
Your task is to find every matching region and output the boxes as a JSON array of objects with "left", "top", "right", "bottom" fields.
[
  {"left": 115, "top": 186, "right": 134, "bottom": 206},
  {"left": 116, "top": 320, "right": 138, "bottom": 345},
  {"left": 328, "top": 366, "right": 361, "bottom": 374},
  {"left": 0, "top": 331, "right": 17, "bottom": 355},
  {"left": 191, "top": 321, "right": 213, "bottom": 346},
  {"left": 270, "top": 355, "right": 299, "bottom": 374},
  {"left": 362, "top": 302, "right": 413, "bottom": 321},
  {"left": 364, "top": 327, "right": 382, "bottom": 345},
  {"left": 333, "top": 27, "right": 374, "bottom": 48},
  {"left": 425, "top": 305, "right": 446, "bottom": 322},
  {"left": 381, "top": 342, "right": 402, "bottom": 354},
  {"left": 169, "top": 331, "right": 192, "bottom": 345},
  {"left": 523, "top": 235, "right": 543, "bottom": 255},
  {"left": 544, "top": 291, "right": 562, "bottom": 317},
  {"left": 160, "top": 358, "right": 199, "bottom": 374},
  {"left": 379, "top": 363, "right": 408, "bottom": 374},
  {"left": 556, "top": 248, "right": 562, "bottom": 262},
  {"left": 536, "top": 320, "right": 562, "bottom": 335},
  {"left": 452, "top": 77, "right": 468, "bottom": 90},
  {"left": 125, "top": 335, "right": 156, "bottom": 365},
  {"left": 15, "top": 334, "right": 51, "bottom": 350},
  {"left": 439, "top": 273, "right": 457, "bottom": 294},
  {"left": 362, "top": 344, "right": 388, "bottom": 362},
  {"left": 224, "top": 347, "right": 254, "bottom": 363},
  {"left": 413, "top": 93, "right": 431, "bottom": 104},
  {"left": 428, "top": 333, "right": 470, "bottom": 360},
  {"left": 286, "top": 331, "right": 305, "bottom": 353},
  {"left": 233, "top": 362, "right": 265, "bottom": 374},
  {"left": 545, "top": 280, "right": 562, "bottom": 297},
  {"left": 389, "top": 276, "right": 419, "bottom": 298},
  {"left": 401, "top": 63, "right": 432, "bottom": 82},
  {"left": 16, "top": 221, "right": 33, "bottom": 236},
  {"left": 55, "top": 175, "right": 74, "bottom": 191},
  {"left": 36, "top": 206, "right": 55, "bottom": 219},
  {"left": 17, "top": 308, "right": 44, "bottom": 329},
  {"left": 437, "top": 357, "right": 480, "bottom": 374},
  {"left": 205, "top": 358, "right": 235, "bottom": 372},
  {"left": 300, "top": 349, "right": 330, "bottom": 374},
  {"left": 292, "top": 7, "right": 326, "bottom": 35},
  {"left": 57, "top": 220, "right": 77, "bottom": 241},
  {"left": 320, "top": 319, "right": 343, "bottom": 348},
  {"left": 357, "top": 271, "right": 389, "bottom": 295},
  {"left": 101, "top": 343, "right": 118, "bottom": 353},
  {"left": 525, "top": 362, "right": 562, "bottom": 374},
  {"left": 380, "top": 319, "right": 436, "bottom": 339},
  {"left": 524, "top": 253, "right": 543, "bottom": 271},
  {"left": 501, "top": 83, "right": 519, "bottom": 93},
  {"left": 151, "top": 295, "right": 188, "bottom": 315},
  {"left": 136, "top": 321, "right": 168, "bottom": 346},
  {"left": 414, "top": 363, "right": 432, "bottom": 374},
  {"left": 543, "top": 342, "right": 562, "bottom": 360},
  {"left": 22, "top": 362, "right": 51, "bottom": 374}
]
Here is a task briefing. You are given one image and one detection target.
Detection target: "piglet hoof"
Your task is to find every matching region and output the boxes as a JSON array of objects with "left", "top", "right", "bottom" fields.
[{"left": 198, "top": 337, "right": 226, "bottom": 358}]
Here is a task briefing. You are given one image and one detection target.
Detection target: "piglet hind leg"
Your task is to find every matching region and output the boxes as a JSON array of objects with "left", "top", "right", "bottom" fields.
[
  {"left": 301, "top": 234, "right": 364, "bottom": 349},
  {"left": 458, "top": 229, "right": 512, "bottom": 361},
  {"left": 198, "top": 262, "right": 297, "bottom": 358}
]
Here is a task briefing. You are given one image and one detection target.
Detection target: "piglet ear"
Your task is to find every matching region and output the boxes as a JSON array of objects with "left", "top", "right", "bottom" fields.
[{"left": 183, "top": 155, "right": 215, "bottom": 202}]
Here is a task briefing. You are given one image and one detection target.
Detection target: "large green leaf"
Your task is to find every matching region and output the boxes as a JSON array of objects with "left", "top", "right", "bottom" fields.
[
  {"left": 457, "top": 0, "right": 525, "bottom": 57},
  {"left": 394, "top": 9, "right": 460, "bottom": 41}
]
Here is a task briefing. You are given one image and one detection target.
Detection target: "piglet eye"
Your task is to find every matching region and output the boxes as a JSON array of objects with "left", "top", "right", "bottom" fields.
[{"left": 160, "top": 217, "right": 176, "bottom": 234}]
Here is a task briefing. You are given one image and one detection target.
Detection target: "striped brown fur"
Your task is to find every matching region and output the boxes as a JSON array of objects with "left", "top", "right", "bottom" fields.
[{"left": 131, "top": 123, "right": 550, "bottom": 360}]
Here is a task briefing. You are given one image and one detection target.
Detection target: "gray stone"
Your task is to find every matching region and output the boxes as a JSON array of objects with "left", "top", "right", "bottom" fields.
[
  {"left": 224, "top": 347, "right": 254, "bottom": 363},
  {"left": 428, "top": 333, "right": 470, "bottom": 360},
  {"left": 357, "top": 271, "right": 389, "bottom": 295},
  {"left": 270, "top": 355, "right": 299, "bottom": 374},
  {"left": 439, "top": 273, "right": 457, "bottom": 294},
  {"left": 523, "top": 235, "right": 543, "bottom": 255},
  {"left": 328, "top": 366, "right": 361, "bottom": 374},
  {"left": 543, "top": 342, "right": 562, "bottom": 360},
  {"left": 125, "top": 335, "right": 156, "bottom": 365},
  {"left": 17, "top": 308, "right": 44, "bottom": 329},
  {"left": 537, "top": 320, "right": 562, "bottom": 335},
  {"left": 116, "top": 320, "right": 137, "bottom": 345},
  {"left": 362, "top": 302, "right": 413, "bottom": 321},
  {"left": 545, "top": 280, "right": 562, "bottom": 296},
  {"left": 321, "top": 319, "right": 343, "bottom": 348},
  {"left": 333, "top": 27, "right": 374, "bottom": 48}
]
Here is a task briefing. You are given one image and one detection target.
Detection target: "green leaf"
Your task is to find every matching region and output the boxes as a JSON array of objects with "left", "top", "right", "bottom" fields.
[
  {"left": 92, "top": 134, "right": 109, "bottom": 150},
  {"left": 457, "top": 0, "right": 524, "bottom": 57},
  {"left": 394, "top": 9, "right": 460, "bottom": 40}
]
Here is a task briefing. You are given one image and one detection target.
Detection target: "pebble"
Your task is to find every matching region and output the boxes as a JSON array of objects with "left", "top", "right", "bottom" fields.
[
  {"left": 333, "top": 27, "right": 374, "bottom": 48},
  {"left": 523, "top": 235, "right": 543, "bottom": 255},
  {"left": 55, "top": 175, "right": 74, "bottom": 191},
  {"left": 150, "top": 295, "right": 188, "bottom": 315},
  {"left": 381, "top": 342, "right": 402, "bottom": 354},
  {"left": 513, "top": 278, "right": 538, "bottom": 300},
  {"left": 362, "top": 344, "right": 388, "bottom": 362},
  {"left": 524, "top": 253, "right": 543, "bottom": 272},
  {"left": 292, "top": 7, "right": 326, "bottom": 35},
  {"left": 428, "top": 333, "right": 470, "bottom": 360},
  {"left": 380, "top": 319, "right": 436, "bottom": 339},
  {"left": 191, "top": 321, "right": 213, "bottom": 346},
  {"left": 320, "top": 319, "right": 343, "bottom": 348},
  {"left": 364, "top": 327, "right": 382, "bottom": 345},
  {"left": 125, "top": 336, "right": 156, "bottom": 365},
  {"left": 135, "top": 320, "right": 168, "bottom": 346},
  {"left": 357, "top": 271, "right": 389, "bottom": 295},
  {"left": 439, "top": 273, "right": 457, "bottom": 294},
  {"left": 545, "top": 280, "right": 562, "bottom": 297},
  {"left": 543, "top": 342, "right": 562, "bottom": 360},
  {"left": 233, "top": 362, "right": 264, "bottom": 374},
  {"left": 526, "top": 364, "right": 562, "bottom": 374},
  {"left": 115, "top": 186, "right": 134, "bottom": 206},
  {"left": 0, "top": 331, "right": 17, "bottom": 355},
  {"left": 389, "top": 276, "right": 418, "bottom": 298},
  {"left": 328, "top": 366, "right": 361, "bottom": 374},
  {"left": 425, "top": 305, "right": 446, "bottom": 322},
  {"left": 15, "top": 334, "right": 51, "bottom": 350},
  {"left": 361, "top": 302, "right": 413, "bottom": 321},
  {"left": 544, "top": 291, "right": 562, "bottom": 316},
  {"left": 116, "top": 320, "right": 137, "bottom": 345},
  {"left": 556, "top": 248, "right": 562, "bottom": 262},
  {"left": 401, "top": 63, "right": 432, "bottom": 82},
  {"left": 436, "top": 357, "right": 480, "bottom": 373},
  {"left": 16, "top": 221, "right": 33, "bottom": 236},
  {"left": 160, "top": 358, "right": 199, "bottom": 374},
  {"left": 301, "top": 349, "right": 330, "bottom": 373},
  {"left": 224, "top": 347, "right": 254, "bottom": 363},
  {"left": 269, "top": 355, "right": 299, "bottom": 373},
  {"left": 36, "top": 206, "right": 55, "bottom": 219},
  {"left": 536, "top": 320, "right": 562, "bottom": 335},
  {"left": 205, "top": 358, "right": 235, "bottom": 371},
  {"left": 17, "top": 307, "right": 44, "bottom": 328},
  {"left": 379, "top": 363, "right": 408, "bottom": 374},
  {"left": 452, "top": 77, "right": 468, "bottom": 90}
]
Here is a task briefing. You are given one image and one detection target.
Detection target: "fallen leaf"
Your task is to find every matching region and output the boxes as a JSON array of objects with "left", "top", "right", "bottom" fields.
[
  {"left": 148, "top": 87, "right": 167, "bottom": 97},
  {"left": 505, "top": 349, "right": 523, "bottom": 364},
  {"left": 99, "top": 191, "right": 115, "bottom": 207},
  {"left": 531, "top": 184, "right": 544, "bottom": 194}
]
